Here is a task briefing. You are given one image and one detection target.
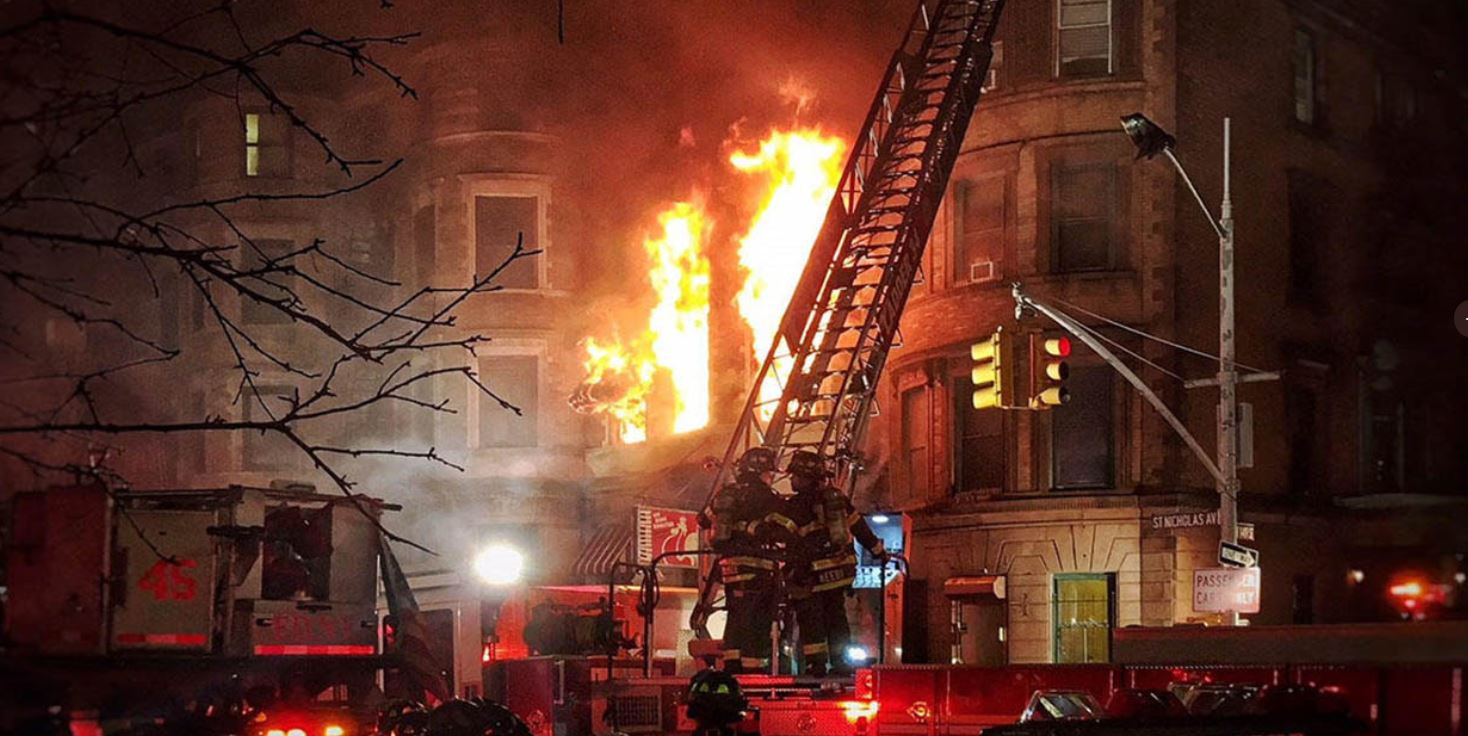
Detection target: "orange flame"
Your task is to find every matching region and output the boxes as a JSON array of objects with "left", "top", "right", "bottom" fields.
[
  {"left": 579, "top": 202, "right": 711, "bottom": 443},
  {"left": 729, "top": 129, "right": 847, "bottom": 419},
  {"left": 576, "top": 127, "right": 845, "bottom": 443}
]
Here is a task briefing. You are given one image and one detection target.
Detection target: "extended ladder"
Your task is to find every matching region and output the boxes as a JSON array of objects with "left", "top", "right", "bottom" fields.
[
  {"left": 694, "top": 0, "right": 1007, "bottom": 640},
  {"left": 711, "top": 0, "right": 1007, "bottom": 494}
]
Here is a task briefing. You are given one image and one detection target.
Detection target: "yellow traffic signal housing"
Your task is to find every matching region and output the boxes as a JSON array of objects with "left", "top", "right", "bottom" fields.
[
  {"left": 1031, "top": 335, "right": 1071, "bottom": 408},
  {"left": 970, "top": 330, "right": 1004, "bottom": 410}
]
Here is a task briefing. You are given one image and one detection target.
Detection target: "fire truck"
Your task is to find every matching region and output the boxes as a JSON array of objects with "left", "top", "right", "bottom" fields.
[{"left": 1, "top": 481, "right": 399, "bottom": 734}]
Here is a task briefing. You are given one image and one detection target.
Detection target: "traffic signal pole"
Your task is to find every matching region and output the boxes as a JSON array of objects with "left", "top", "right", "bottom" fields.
[{"left": 1012, "top": 284, "right": 1227, "bottom": 491}]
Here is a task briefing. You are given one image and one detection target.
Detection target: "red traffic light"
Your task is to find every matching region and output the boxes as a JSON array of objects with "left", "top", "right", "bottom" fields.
[{"left": 1043, "top": 336, "right": 1072, "bottom": 358}]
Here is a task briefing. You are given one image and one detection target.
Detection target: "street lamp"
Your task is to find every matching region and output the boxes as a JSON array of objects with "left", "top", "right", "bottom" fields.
[{"left": 1121, "top": 112, "right": 1242, "bottom": 625}]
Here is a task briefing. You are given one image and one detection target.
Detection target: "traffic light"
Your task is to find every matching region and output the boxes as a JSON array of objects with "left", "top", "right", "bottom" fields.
[
  {"left": 970, "top": 330, "right": 1004, "bottom": 410},
  {"left": 1030, "top": 335, "right": 1071, "bottom": 409}
]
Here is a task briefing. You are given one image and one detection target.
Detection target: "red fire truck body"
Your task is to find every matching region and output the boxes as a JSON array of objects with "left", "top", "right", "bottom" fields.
[{"left": 1, "top": 483, "right": 395, "bottom": 731}]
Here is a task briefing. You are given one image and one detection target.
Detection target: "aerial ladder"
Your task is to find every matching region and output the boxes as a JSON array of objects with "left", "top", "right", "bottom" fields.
[{"left": 694, "top": 0, "right": 1008, "bottom": 637}]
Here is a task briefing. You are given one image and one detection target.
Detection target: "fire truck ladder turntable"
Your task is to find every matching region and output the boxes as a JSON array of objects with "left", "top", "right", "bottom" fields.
[{"left": 695, "top": 0, "right": 1007, "bottom": 636}]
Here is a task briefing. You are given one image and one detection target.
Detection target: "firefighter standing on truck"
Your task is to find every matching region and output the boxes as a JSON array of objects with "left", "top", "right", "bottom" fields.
[
  {"left": 783, "top": 451, "right": 885, "bottom": 676},
  {"left": 706, "top": 447, "right": 786, "bottom": 674}
]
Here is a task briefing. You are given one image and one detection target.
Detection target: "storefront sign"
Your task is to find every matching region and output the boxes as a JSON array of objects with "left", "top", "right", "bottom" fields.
[
  {"left": 635, "top": 506, "right": 700, "bottom": 568},
  {"left": 1193, "top": 567, "right": 1261, "bottom": 614}
]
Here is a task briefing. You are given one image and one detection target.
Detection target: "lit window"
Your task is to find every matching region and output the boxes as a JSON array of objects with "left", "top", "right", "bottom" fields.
[
  {"left": 243, "top": 112, "right": 290, "bottom": 178},
  {"left": 1058, "top": 0, "right": 1111, "bottom": 77},
  {"left": 1293, "top": 29, "right": 1316, "bottom": 125}
]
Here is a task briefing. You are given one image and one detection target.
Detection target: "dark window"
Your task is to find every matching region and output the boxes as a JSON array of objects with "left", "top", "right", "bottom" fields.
[
  {"left": 954, "top": 370, "right": 1005, "bottom": 492},
  {"left": 1366, "top": 392, "right": 1403, "bottom": 493},
  {"left": 1052, "top": 365, "right": 1113, "bottom": 489},
  {"left": 474, "top": 196, "right": 539, "bottom": 289},
  {"left": 347, "top": 225, "right": 394, "bottom": 276},
  {"left": 243, "top": 112, "right": 291, "bottom": 178},
  {"left": 1058, "top": 0, "right": 1111, "bottom": 77},
  {"left": 902, "top": 386, "right": 931, "bottom": 498},
  {"left": 414, "top": 205, "right": 436, "bottom": 286},
  {"left": 478, "top": 355, "right": 539, "bottom": 448},
  {"left": 955, "top": 177, "right": 1005, "bottom": 284},
  {"left": 1052, "top": 163, "right": 1117, "bottom": 273},
  {"left": 244, "top": 386, "right": 297, "bottom": 470},
  {"left": 1293, "top": 29, "right": 1316, "bottom": 125},
  {"left": 261, "top": 504, "right": 332, "bottom": 601},
  {"left": 1054, "top": 573, "right": 1112, "bottom": 663},
  {"left": 1286, "top": 385, "right": 1318, "bottom": 495},
  {"left": 189, "top": 393, "right": 207, "bottom": 472},
  {"left": 190, "top": 283, "right": 208, "bottom": 331},
  {"left": 1291, "top": 574, "right": 1315, "bottom": 624},
  {"left": 1286, "top": 171, "right": 1323, "bottom": 305},
  {"left": 241, "top": 239, "right": 295, "bottom": 325}
]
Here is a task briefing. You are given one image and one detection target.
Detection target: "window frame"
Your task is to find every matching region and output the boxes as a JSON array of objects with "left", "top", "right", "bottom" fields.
[
  {"left": 464, "top": 175, "right": 551, "bottom": 292},
  {"left": 473, "top": 349, "right": 544, "bottom": 450},
  {"left": 239, "top": 238, "right": 297, "bottom": 326},
  {"left": 901, "top": 384, "right": 931, "bottom": 499},
  {"left": 1055, "top": 0, "right": 1113, "bottom": 78},
  {"left": 1052, "top": 572, "right": 1114, "bottom": 664},
  {"left": 951, "top": 359, "right": 1008, "bottom": 494},
  {"left": 242, "top": 111, "right": 292, "bottom": 179},
  {"left": 1292, "top": 28, "right": 1318, "bottom": 127},
  {"left": 1049, "top": 362, "right": 1116, "bottom": 491},
  {"left": 953, "top": 174, "right": 1008, "bottom": 287},
  {"left": 243, "top": 385, "right": 299, "bottom": 471},
  {"left": 1049, "top": 160, "right": 1121, "bottom": 274}
]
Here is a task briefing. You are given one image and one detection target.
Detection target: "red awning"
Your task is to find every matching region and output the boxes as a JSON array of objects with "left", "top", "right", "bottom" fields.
[{"left": 572, "top": 524, "right": 635, "bottom": 582}]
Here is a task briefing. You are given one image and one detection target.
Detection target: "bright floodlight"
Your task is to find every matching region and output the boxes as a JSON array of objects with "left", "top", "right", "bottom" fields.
[
  {"left": 870, "top": 514, "right": 890, "bottom": 524},
  {"left": 474, "top": 543, "right": 525, "bottom": 586},
  {"left": 845, "top": 645, "right": 870, "bottom": 664}
]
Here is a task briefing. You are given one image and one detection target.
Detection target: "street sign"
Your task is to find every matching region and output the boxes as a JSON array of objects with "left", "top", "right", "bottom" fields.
[
  {"left": 1150, "top": 510, "right": 1218, "bottom": 532},
  {"left": 1194, "top": 567, "right": 1261, "bottom": 614},
  {"left": 1219, "top": 540, "right": 1259, "bottom": 568}
]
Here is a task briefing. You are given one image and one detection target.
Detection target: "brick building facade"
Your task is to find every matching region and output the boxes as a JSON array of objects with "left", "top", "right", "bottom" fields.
[{"left": 875, "top": 0, "right": 1468, "bottom": 664}]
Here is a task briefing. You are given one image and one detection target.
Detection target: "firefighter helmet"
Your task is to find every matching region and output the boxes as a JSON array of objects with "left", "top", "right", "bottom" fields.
[
  {"left": 785, "top": 450, "right": 830, "bottom": 478},
  {"left": 685, "top": 668, "right": 748, "bottom": 728},
  {"left": 735, "top": 447, "right": 778, "bottom": 479}
]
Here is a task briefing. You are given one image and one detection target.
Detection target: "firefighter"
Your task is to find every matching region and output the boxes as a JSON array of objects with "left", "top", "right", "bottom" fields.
[
  {"left": 783, "top": 451, "right": 885, "bottom": 676},
  {"left": 707, "top": 447, "right": 785, "bottom": 674}
]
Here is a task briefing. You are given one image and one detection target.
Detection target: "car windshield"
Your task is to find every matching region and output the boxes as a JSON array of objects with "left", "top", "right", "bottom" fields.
[{"left": 1039, "top": 692, "right": 1101, "bottom": 719}]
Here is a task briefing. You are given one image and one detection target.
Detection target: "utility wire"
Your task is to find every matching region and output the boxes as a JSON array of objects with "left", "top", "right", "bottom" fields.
[
  {"left": 1063, "top": 315, "right": 1185, "bottom": 383},
  {"left": 1050, "top": 294, "right": 1268, "bottom": 374}
]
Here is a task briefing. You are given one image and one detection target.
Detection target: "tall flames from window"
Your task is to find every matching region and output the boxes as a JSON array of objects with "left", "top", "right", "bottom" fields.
[
  {"left": 730, "top": 129, "right": 846, "bottom": 420},
  {"left": 576, "top": 127, "right": 846, "bottom": 443},
  {"left": 578, "top": 202, "right": 711, "bottom": 444}
]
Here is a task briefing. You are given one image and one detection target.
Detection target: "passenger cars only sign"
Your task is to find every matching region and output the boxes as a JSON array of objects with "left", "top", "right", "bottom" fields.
[{"left": 1193, "top": 567, "right": 1261, "bottom": 614}]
